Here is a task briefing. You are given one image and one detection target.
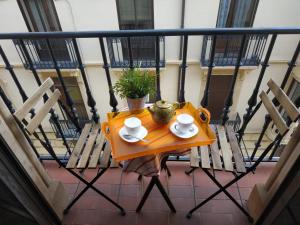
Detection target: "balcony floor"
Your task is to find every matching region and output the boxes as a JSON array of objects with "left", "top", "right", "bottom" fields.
[{"left": 44, "top": 161, "right": 275, "bottom": 225}]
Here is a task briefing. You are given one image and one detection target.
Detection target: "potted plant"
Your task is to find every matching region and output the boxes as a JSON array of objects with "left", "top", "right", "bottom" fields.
[{"left": 113, "top": 68, "right": 155, "bottom": 111}]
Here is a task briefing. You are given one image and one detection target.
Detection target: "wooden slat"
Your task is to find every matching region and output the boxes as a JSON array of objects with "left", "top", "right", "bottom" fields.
[
  {"left": 190, "top": 147, "right": 200, "bottom": 168},
  {"left": 88, "top": 131, "right": 105, "bottom": 168},
  {"left": 14, "top": 78, "right": 54, "bottom": 120},
  {"left": 260, "top": 91, "right": 289, "bottom": 136},
  {"left": 110, "top": 158, "right": 119, "bottom": 168},
  {"left": 267, "top": 79, "right": 300, "bottom": 121},
  {"left": 200, "top": 146, "right": 211, "bottom": 169},
  {"left": 210, "top": 141, "right": 223, "bottom": 170},
  {"left": 26, "top": 90, "right": 60, "bottom": 134},
  {"left": 77, "top": 124, "right": 100, "bottom": 169},
  {"left": 66, "top": 123, "right": 92, "bottom": 169},
  {"left": 99, "top": 142, "right": 112, "bottom": 169},
  {"left": 216, "top": 125, "right": 234, "bottom": 171},
  {"left": 226, "top": 126, "right": 246, "bottom": 173}
]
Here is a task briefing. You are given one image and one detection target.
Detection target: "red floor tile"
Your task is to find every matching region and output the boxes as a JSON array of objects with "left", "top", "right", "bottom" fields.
[
  {"left": 136, "top": 211, "right": 169, "bottom": 225},
  {"left": 53, "top": 161, "right": 275, "bottom": 225}
]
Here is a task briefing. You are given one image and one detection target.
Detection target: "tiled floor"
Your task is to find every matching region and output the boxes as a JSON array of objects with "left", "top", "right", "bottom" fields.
[{"left": 44, "top": 161, "right": 275, "bottom": 225}]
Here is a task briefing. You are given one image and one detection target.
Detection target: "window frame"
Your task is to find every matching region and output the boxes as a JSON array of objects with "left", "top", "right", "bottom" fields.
[
  {"left": 17, "top": 0, "right": 62, "bottom": 32},
  {"left": 115, "top": 0, "right": 154, "bottom": 30}
]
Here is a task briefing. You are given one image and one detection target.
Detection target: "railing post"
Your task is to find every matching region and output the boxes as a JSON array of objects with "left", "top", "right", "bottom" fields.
[
  {"left": 45, "top": 39, "right": 81, "bottom": 132},
  {"left": 178, "top": 35, "right": 188, "bottom": 103},
  {"left": 19, "top": 39, "right": 72, "bottom": 155},
  {"left": 201, "top": 35, "right": 216, "bottom": 107},
  {"left": 99, "top": 37, "right": 118, "bottom": 112},
  {"left": 127, "top": 37, "right": 134, "bottom": 69},
  {"left": 72, "top": 38, "right": 99, "bottom": 123},
  {"left": 155, "top": 36, "right": 162, "bottom": 101},
  {"left": 238, "top": 34, "right": 277, "bottom": 141},
  {"left": 0, "top": 45, "right": 28, "bottom": 102},
  {"left": 250, "top": 114, "right": 271, "bottom": 160},
  {"left": 221, "top": 35, "right": 247, "bottom": 125}
]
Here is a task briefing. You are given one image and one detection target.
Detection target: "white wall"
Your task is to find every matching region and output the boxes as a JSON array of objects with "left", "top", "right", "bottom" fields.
[{"left": 0, "top": 0, "right": 300, "bottom": 134}]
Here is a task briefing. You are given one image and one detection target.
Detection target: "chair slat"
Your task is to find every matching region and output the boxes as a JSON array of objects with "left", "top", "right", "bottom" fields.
[
  {"left": 99, "top": 142, "right": 112, "bottom": 169},
  {"left": 200, "top": 146, "right": 211, "bottom": 169},
  {"left": 77, "top": 124, "right": 100, "bottom": 169},
  {"left": 190, "top": 147, "right": 200, "bottom": 168},
  {"left": 210, "top": 141, "right": 223, "bottom": 170},
  {"left": 26, "top": 89, "right": 60, "bottom": 134},
  {"left": 88, "top": 131, "right": 105, "bottom": 168},
  {"left": 226, "top": 126, "right": 246, "bottom": 173},
  {"left": 14, "top": 78, "right": 54, "bottom": 120},
  {"left": 260, "top": 91, "right": 289, "bottom": 136},
  {"left": 216, "top": 125, "right": 234, "bottom": 171},
  {"left": 66, "top": 123, "right": 92, "bottom": 169},
  {"left": 267, "top": 79, "right": 300, "bottom": 121},
  {"left": 110, "top": 158, "right": 119, "bottom": 168}
]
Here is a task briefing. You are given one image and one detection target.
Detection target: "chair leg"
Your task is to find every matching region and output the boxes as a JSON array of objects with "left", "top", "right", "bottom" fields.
[
  {"left": 186, "top": 171, "right": 250, "bottom": 219},
  {"left": 202, "top": 169, "right": 252, "bottom": 219},
  {"left": 153, "top": 176, "right": 176, "bottom": 213},
  {"left": 136, "top": 176, "right": 156, "bottom": 212},
  {"left": 185, "top": 167, "right": 197, "bottom": 175},
  {"left": 161, "top": 157, "right": 172, "bottom": 177},
  {"left": 65, "top": 168, "right": 126, "bottom": 215}
]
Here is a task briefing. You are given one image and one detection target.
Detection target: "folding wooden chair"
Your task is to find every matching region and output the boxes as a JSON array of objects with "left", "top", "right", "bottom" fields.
[
  {"left": 185, "top": 79, "right": 300, "bottom": 221},
  {"left": 13, "top": 78, "right": 125, "bottom": 215}
]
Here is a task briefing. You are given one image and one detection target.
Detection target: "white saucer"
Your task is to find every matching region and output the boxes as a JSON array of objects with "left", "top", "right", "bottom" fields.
[
  {"left": 170, "top": 122, "right": 199, "bottom": 139},
  {"left": 119, "top": 126, "right": 148, "bottom": 143}
]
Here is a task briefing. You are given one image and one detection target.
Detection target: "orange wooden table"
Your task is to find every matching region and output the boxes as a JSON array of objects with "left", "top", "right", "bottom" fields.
[{"left": 102, "top": 102, "right": 216, "bottom": 162}]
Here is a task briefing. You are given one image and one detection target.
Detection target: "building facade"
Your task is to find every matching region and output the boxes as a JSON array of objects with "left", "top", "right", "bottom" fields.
[{"left": 0, "top": 0, "right": 300, "bottom": 134}]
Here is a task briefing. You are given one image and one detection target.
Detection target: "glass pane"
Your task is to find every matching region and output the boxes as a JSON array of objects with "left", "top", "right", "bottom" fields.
[
  {"left": 118, "top": 0, "right": 135, "bottom": 25},
  {"left": 217, "top": 0, "right": 257, "bottom": 27}
]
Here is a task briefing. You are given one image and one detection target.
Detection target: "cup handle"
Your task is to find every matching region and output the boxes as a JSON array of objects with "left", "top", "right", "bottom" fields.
[
  {"left": 101, "top": 121, "right": 111, "bottom": 142},
  {"left": 196, "top": 107, "right": 211, "bottom": 124}
]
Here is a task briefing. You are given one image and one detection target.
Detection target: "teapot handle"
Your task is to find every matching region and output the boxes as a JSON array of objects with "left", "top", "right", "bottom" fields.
[{"left": 196, "top": 107, "right": 211, "bottom": 124}]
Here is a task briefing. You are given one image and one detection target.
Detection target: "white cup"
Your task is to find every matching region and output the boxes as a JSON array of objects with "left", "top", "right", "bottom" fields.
[
  {"left": 124, "top": 117, "right": 141, "bottom": 136},
  {"left": 176, "top": 114, "right": 194, "bottom": 133}
]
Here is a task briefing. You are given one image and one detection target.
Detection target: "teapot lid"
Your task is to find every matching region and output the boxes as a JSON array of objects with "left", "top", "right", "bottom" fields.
[{"left": 156, "top": 100, "right": 172, "bottom": 109}]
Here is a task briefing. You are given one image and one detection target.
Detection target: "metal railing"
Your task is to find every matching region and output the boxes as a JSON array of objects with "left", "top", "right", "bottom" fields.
[
  {"left": 201, "top": 34, "right": 268, "bottom": 66},
  {"left": 14, "top": 39, "right": 78, "bottom": 69},
  {"left": 106, "top": 36, "right": 165, "bottom": 68},
  {"left": 0, "top": 27, "right": 299, "bottom": 163}
]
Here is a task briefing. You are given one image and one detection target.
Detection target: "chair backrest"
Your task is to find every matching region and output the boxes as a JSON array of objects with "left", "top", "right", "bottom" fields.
[
  {"left": 259, "top": 79, "right": 300, "bottom": 136},
  {"left": 14, "top": 78, "right": 61, "bottom": 134}
]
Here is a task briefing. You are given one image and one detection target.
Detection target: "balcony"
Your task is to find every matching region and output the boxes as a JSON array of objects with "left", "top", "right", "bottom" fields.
[
  {"left": 0, "top": 27, "right": 300, "bottom": 225},
  {"left": 14, "top": 39, "right": 78, "bottom": 70},
  {"left": 107, "top": 36, "right": 165, "bottom": 68},
  {"left": 201, "top": 34, "right": 268, "bottom": 67}
]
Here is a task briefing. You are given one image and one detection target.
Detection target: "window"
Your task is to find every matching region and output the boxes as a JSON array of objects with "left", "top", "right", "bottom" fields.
[
  {"left": 17, "top": 0, "right": 70, "bottom": 63},
  {"left": 116, "top": 0, "right": 155, "bottom": 62},
  {"left": 217, "top": 0, "right": 259, "bottom": 28},
  {"left": 17, "top": 0, "right": 61, "bottom": 32},
  {"left": 214, "top": 0, "right": 259, "bottom": 63}
]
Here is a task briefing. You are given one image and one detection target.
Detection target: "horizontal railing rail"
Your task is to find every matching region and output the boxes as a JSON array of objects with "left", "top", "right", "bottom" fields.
[
  {"left": 0, "top": 27, "right": 299, "bottom": 163},
  {"left": 1, "top": 27, "right": 300, "bottom": 39}
]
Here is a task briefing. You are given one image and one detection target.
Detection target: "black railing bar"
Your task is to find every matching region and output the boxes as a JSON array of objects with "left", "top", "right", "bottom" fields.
[
  {"left": 257, "top": 35, "right": 268, "bottom": 61},
  {"left": 238, "top": 34, "right": 277, "bottom": 141},
  {"left": 127, "top": 37, "right": 134, "bottom": 69},
  {"left": 45, "top": 39, "right": 81, "bottom": 132},
  {"left": 155, "top": 36, "right": 161, "bottom": 101},
  {"left": 201, "top": 35, "right": 216, "bottom": 107},
  {"left": 178, "top": 35, "right": 188, "bottom": 103},
  {"left": 222, "top": 35, "right": 247, "bottom": 125},
  {"left": 0, "top": 45, "right": 28, "bottom": 102},
  {"left": 99, "top": 37, "right": 118, "bottom": 112},
  {"left": 72, "top": 38, "right": 99, "bottom": 122},
  {"left": 1, "top": 27, "right": 300, "bottom": 39}
]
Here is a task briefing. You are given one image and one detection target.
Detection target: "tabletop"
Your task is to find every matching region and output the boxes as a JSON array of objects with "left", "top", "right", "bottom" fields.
[{"left": 103, "top": 102, "right": 216, "bottom": 162}]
